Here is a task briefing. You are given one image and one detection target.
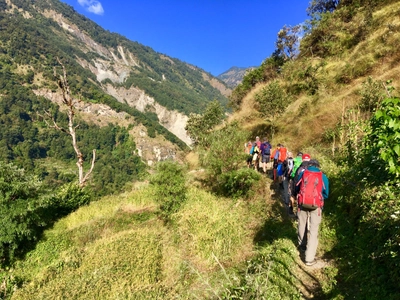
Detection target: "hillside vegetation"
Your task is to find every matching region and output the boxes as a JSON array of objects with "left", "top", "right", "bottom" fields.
[{"left": 1, "top": 0, "right": 400, "bottom": 299}]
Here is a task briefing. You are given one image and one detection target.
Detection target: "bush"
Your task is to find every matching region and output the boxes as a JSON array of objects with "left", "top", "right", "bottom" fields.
[
  {"left": 326, "top": 96, "right": 400, "bottom": 298},
  {"left": 218, "top": 168, "right": 261, "bottom": 198},
  {"left": 0, "top": 162, "right": 43, "bottom": 265},
  {"left": 150, "top": 161, "right": 187, "bottom": 219},
  {"left": 0, "top": 162, "right": 91, "bottom": 267},
  {"left": 200, "top": 122, "right": 261, "bottom": 198},
  {"left": 47, "top": 182, "right": 91, "bottom": 217},
  {"left": 254, "top": 81, "right": 289, "bottom": 119},
  {"left": 359, "top": 76, "right": 385, "bottom": 112}
]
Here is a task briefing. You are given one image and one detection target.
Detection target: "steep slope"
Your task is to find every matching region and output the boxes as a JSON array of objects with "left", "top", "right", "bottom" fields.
[
  {"left": 229, "top": 1, "right": 400, "bottom": 153},
  {"left": 1, "top": 0, "right": 231, "bottom": 147}
]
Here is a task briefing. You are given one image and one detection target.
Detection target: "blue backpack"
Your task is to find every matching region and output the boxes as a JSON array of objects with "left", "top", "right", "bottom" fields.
[{"left": 262, "top": 142, "right": 271, "bottom": 155}]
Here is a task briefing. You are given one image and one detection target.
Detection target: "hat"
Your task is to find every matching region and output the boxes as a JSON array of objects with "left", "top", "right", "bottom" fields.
[
  {"left": 297, "top": 152, "right": 303, "bottom": 157},
  {"left": 302, "top": 153, "right": 311, "bottom": 160}
]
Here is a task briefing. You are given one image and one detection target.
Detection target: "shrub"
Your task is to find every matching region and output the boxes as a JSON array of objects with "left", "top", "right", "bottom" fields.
[
  {"left": 150, "top": 160, "right": 187, "bottom": 219},
  {"left": 47, "top": 182, "right": 92, "bottom": 217},
  {"left": 218, "top": 168, "right": 261, "bottom": 198},
  {"left": 326, "top": 95, "right": 400, "bottom": 298},
  {"left": 359, "top": 76, "right": 385, "bottom": 112},
  {"left": 200, "top": 122, "right": 261, "bottom": 198},
  {"left": 254, "top": 81, "right": 289, "bottom": 119},
  {"left": 0, "top": 162, "right": 91, "bottom": 267},
  {"left": 0, "top": 162, "right": 43, "bottom": 265}
]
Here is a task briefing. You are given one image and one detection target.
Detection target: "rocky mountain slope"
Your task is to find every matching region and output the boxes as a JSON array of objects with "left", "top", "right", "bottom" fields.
[
  {"left": 217, "top": 66, "right": 255, "bottom": 88},
  {"left": 1, "top": 0, "right": 232, "bottom": 161}
]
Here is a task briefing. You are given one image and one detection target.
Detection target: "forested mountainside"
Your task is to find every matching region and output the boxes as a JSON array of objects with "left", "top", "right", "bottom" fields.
[
  {"left": 0, "top": 0, "right": 230, "bottom": 193},
  {"left": 0, "top": 0, "right": 230, "bottom": 146}
]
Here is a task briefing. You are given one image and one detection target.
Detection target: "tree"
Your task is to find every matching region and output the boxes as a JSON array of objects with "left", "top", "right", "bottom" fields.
[
  {"left": 40, "top": 59, "right": 96, "bottom": 187},
  {"left": 185, "top": 100, "right": 225, "bottom": 146},
  {"left": 307, "top": 0, "right": 339, "bottom": 17},
  {"left": 275, "top": 25, "right": 302, "bottom": 61}
]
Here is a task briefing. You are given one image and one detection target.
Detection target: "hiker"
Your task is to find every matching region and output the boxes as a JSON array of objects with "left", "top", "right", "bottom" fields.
[
  {"left": 251, "top": 142, "right": 260, "bottom": 171},
  {"left": 283, "top": 152, "right": 294, "bottom": 214},
  {"left": 245, "top": 141, "right": 253, "bottom": 168},
  {"left": 289, "top": 152, "right": 304, "bottom": 212},
  {"left": 255, "top": 136, "right": 261, "bottom": 149},
  {"left": 270, "top": 144, "right": 281, "bottom": 181},
  {"left": 277, "top": 144, "right": 288, "bottom": 186},
  {"left": 260, "top": 139, "right": 272, "bottom": 174},
  {"left": 295, "top": 159, "right": 329, "bottom": 266},
  {"left": 293, "top": 153, "right": 311, "bottom": 181}
]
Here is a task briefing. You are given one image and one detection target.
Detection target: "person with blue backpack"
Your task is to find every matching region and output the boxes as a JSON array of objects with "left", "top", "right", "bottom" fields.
[
  {"left": 295, "top": 159, "right": 329, "bottom": 266},
  {"left": 260, "top": 139, "right": 272, "bottom": 174}
]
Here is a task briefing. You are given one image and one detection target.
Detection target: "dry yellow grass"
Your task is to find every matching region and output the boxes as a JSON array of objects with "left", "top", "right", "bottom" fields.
[{"left": 228, "top": 2, "right": 400, "bottom": 154}]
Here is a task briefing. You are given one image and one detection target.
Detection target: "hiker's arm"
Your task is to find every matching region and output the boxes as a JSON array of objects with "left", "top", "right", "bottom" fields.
[
  {"left": 322, "top": 174, "right": 329, "bottom": 199},
  {"left": 294, "top": 172, "right": 303, "bottom": 195}
]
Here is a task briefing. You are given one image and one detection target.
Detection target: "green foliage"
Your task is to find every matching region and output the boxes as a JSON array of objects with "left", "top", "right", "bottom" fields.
[
  {"left": 0, "top": 162, "right": 93, "bottom": 268},
  {"left": 150, "top": 161, "right": 187, "bottom": 219},
  {"left": 221, "top": 239, "right": 302, "bottom": 299},
  {"left": 229, "top": 55, "right": 284, "bottom": 110},
  {"left": 325, "top": 95, "right": 400, "bottom": 299},
  {"left": 254, "top": 81, "right": 289, "bottom": 119},
  {"left": 368, "top": 97, "right": 400, "bottom": 177},
  {"left": 49, "top": 183, "right": 91, "bottom": 216},
  {"left": 185, "top": 100, "right": 225, "bottom": 146},
  {"left": 359, "top": 76, "right": 385, "bottom": 112},
  {"left": 0, "top": 162, "right": 43, "bottom": 265},
  {"left": 218, "top": 168, "right": 261, "bottom": 198},
  {"left": 199, "top": 122, "right": 261, "bottom": 197}
]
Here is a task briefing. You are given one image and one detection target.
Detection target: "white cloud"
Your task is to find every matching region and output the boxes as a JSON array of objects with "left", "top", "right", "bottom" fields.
[{"left": 77, "top": 0, "right": 104, "bottom": 15}]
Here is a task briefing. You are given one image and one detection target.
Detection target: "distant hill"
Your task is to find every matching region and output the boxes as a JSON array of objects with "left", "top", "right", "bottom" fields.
[{"left": 217, "top": 66, "right": 256, "bottom": 88}]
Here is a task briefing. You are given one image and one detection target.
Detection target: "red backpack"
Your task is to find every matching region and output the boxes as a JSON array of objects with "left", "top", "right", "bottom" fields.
[{"left": 297, "top": 169, "right": 324, "bottom": 210}]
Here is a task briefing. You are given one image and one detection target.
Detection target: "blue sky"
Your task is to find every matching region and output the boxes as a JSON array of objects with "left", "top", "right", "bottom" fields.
[{"left": 60, "top": 0, "right": 310, "bottom": 76}]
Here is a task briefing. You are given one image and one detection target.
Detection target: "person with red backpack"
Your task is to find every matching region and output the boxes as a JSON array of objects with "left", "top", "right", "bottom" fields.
[{"left": 295, "top": 159, "right": 329, "bottom": 266}]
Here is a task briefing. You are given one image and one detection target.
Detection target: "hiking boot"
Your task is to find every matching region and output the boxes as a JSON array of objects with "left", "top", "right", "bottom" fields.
[{"left": 305, "top": 260, "right": 317, "bottom": 266}]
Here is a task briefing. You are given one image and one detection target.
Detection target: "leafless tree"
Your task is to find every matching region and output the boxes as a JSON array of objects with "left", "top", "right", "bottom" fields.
[{"left": 40, "top": 58, "right": 96, "bottom": 187}]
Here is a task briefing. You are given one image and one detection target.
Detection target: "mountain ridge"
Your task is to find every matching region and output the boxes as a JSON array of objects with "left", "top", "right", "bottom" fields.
[
  {"left": 217, "top": 66, "right": 256, "bottom": 88},
  {"left": 2, "top": 0, "right": 231, "bottom": 147}
]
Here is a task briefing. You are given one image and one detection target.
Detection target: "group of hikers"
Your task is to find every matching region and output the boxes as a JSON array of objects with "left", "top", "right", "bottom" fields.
[{"left": 245, "top": 137, "right": 330, "bottom": 267}]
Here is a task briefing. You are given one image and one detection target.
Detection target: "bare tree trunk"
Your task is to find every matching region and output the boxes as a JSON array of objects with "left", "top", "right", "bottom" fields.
[{"left": 41, "top": 58, "right": 96, "bottom": 187}]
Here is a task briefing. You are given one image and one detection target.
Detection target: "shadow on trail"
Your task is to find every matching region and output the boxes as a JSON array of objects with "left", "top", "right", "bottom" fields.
[
  {"left": 253, "top": 180, "right": 327, "bottom": 300},
  {"left": 253, "top": 181, "right": 296, "bottom": 246}
]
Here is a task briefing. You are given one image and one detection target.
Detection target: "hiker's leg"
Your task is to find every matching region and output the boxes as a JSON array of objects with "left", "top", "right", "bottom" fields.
[
  {"left": 282, "top": 178, "right": 289, "bottom": 205},
  {"left": 297, "top": 210, "right": 308, "bottom": 247},
  {"left": 305, "top": 209, "right": 322, "bottom": 262},
  {"left": 262, "top": 156, "right": 267, "bottom": 173}
]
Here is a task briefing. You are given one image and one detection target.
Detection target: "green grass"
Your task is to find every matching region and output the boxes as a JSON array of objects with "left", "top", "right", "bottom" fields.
[{"left": 7, "top": 183, "right": 269, "bottom": 299}]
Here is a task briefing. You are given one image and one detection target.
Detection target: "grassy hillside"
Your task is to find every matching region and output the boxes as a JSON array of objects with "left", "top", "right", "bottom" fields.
[
  {"left": 7, "top": 182, "right": 270, "bottom": 299},
  {"left": 231, "top": 1, "right": 400, "bottom": 151}
]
